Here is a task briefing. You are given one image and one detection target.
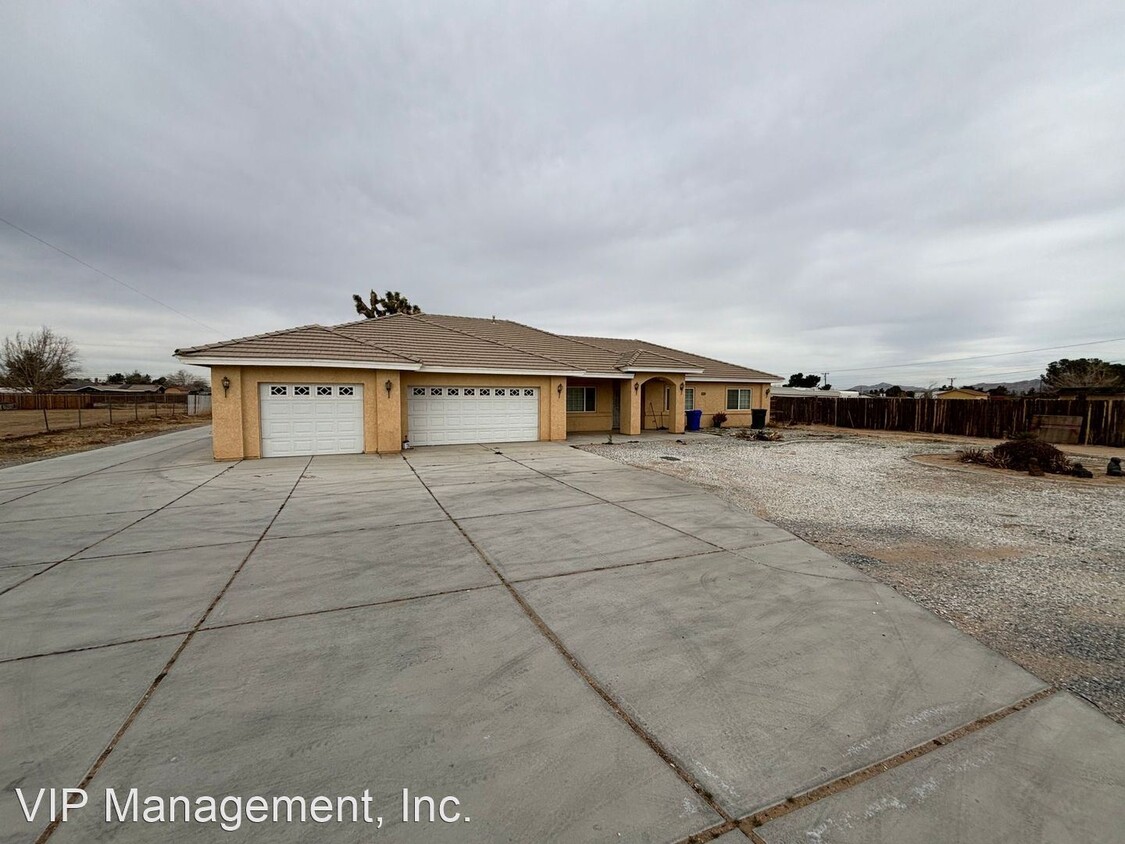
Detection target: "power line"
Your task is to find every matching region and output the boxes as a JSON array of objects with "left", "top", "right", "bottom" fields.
[
  {"left": 824, "top": 336, "right": 1125, "bottom": 374},
  {"left": 0, "top": 215, "right": 221, "bottom": 334}
]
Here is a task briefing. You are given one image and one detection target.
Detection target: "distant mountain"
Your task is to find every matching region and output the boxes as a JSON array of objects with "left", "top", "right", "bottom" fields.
[{"left": 847, "top": 379, "right": 1044, "bottom": 394}]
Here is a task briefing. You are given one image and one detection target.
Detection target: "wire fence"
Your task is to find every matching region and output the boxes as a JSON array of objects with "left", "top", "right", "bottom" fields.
[{"left": 0, "top": 393, "right": 212, "bottom": 435}]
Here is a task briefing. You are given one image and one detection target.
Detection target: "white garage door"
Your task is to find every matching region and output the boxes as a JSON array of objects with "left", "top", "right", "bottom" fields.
[
  {"left": 408, "top": 386, "right": 539, "bottom": 446},
  {"left": 259, "top": 384, "right": 364, "bottom": 457}
]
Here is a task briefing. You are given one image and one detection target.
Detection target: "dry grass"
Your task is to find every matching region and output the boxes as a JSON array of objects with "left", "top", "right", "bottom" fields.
[{"left": 0, "top": 405, "right": 197, "bottom": 437}]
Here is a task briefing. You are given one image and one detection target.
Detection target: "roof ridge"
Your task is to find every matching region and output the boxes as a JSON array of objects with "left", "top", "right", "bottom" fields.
[
  {"left": 567, "top": 334, "right": 778, "bottom": 379},
  {"left": 317, "top": 323, "right": 422, "bottom": 363},
  {"left": 497, "top": 319, "right": 630, "bottom": 357},
  {"left": 174, "top": 324, "right": 323, "bottom": 355},
  {"left": 411, "top": 314, "right": 582, "bottom": 370}
]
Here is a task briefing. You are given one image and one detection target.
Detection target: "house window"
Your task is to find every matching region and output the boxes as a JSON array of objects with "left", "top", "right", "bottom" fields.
[
  {"left": 566, "top": 386, "right": 596, "bottom": 412},
  {"left": 684, "top": 388, "right": 695, "bottom": 411},
  {"left": 726, "top": 388, "right": 752, "bottom": 410}
]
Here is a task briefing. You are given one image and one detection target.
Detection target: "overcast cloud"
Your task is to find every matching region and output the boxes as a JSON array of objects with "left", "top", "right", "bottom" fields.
[{"left": 2, "top": 1, "right": 1123, "bottom": 387}]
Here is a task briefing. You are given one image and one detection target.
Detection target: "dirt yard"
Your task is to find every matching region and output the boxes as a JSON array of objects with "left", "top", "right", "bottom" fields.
[
  {"left": 581, "top": 427, "right": 1125, "bottom": 723},
  {"left": 0, "top": 414, "right": 211, "bottom": 467},
  {"left": 0, "top": 404, "right": 195, "bottom": 437}
]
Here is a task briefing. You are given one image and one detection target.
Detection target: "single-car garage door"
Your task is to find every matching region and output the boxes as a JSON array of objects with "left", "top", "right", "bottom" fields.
[
  {"left": 408, "top": 386, "right": 539, "bottom": 446},
  {"left": 259, "top": 384, "right": 364, "bottom": 457}
]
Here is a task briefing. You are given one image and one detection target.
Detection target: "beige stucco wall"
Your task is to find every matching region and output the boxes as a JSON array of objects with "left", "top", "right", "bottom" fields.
[
  {"left": 564, "top": 379, "right": 620, "bottom": 432},
  {"left": 686, "top": 381, "right": 771, "bottom": 427},
  {"left": 209, "top": 365, "right": 386, "bottom": 460},
  {"left": 206, "top": 365, "right": 768, "bottom": 460}
]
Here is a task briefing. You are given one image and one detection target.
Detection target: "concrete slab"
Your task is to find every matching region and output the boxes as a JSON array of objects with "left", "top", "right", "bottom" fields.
[
  {"left": 266, "top": 487, "right": 446, "bottom": 538},
  {"left": 756, "top": 693, "right": 1125, "bottom": 844},
  {"left": 0, "top": 510, "right": 156, "bottom": 567},
  {"left": 555, "top": 466, "right": 703, "bottom": 502},
  {"left": 619, "top": 493, "right": 794, "bottom": 550},
  {"left": 53, "top": 590, "right": 721, "bottom": 843},
  {"left": 287, "top": 474, "right": 424, "bottom": 499},
  {"left": 514, "top": 452, "right": 622, "bottom": 476},
  {"left": 712, "top": 831, "right": 753, "bottom": 843},
  {"left": 209, "top": 521, "right": 497, "bottom": 625},
  {"left": 0, "top": 543, "right": 252, "bottom": 659},
  {"left": 427, "top": 476, "right": 598, "bottom": 519},
  {"left": 0, "top": 639, "right": 180, "bottom": 844},
  {"left": 408, "top": 459, "right": 543, "bottom": 486},
  {"left": 401, "top": 446, "right": 505, "bottom": 466},
  {"left": 458, "top": 502, "right": 714, "bottom": 580},
  {"left": 735, "top": 538, "right": 873, "bottom": 582},
  {"left": 0, "top": 475, "right": 207, "bottom": 523},
  {"left": 73, "top": 500, "right": 283, "bottom": 558},
  {"left": 0, "top": 483, "right": 53, "bottom": 505},
  {"left": 0, "top": 563, "right": 49, "bottom": 591},
  {"left": 515, "top": 551, "right": 1047, "bottom": 817}
]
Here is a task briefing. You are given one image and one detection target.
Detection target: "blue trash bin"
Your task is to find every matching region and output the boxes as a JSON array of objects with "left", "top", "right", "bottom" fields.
[{"left": 686, "top": 409, "right": 703, "bottom": 432}]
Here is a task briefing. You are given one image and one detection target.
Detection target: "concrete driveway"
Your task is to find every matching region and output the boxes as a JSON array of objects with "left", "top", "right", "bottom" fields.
[{"left": 1, "top": 427, "right": 1121, "bottom": 843}]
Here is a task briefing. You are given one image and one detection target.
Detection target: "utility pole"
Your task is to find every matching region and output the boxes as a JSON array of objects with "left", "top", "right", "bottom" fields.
[{"left": 822, "top": 372, "right": 829, "bottom": 388}]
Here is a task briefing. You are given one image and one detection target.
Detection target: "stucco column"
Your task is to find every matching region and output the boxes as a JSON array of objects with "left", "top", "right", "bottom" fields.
[
  {"left": 210, "top": 365, "right": 245, "bottom": 460},
  {"left": 549, "top": 377, "right": 567, "bottom": 441},
  {"left": 374, "top": 370, "right": 402, "bottom": 453},
  {"left": 669, "top": 375, "right": 685, "bottom": 434},
  {"left": 621, "top": 378, "right": 641, "bottom": 435}
]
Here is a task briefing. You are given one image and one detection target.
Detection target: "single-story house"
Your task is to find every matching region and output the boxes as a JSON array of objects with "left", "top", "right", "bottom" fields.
[
  {"left": 935, "top": 387, "right": 990, "bottom": 400},
  {"left": 771, "top": 386, "right": 862, "bottom": 398},
  {"left": 175, "top": 314, "right": 779, "bottom": 459}
]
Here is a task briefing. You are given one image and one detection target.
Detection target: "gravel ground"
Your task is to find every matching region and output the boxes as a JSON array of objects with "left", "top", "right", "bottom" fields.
[{"left": 580, "top": 430, "right": 1125, "bottom": 723}]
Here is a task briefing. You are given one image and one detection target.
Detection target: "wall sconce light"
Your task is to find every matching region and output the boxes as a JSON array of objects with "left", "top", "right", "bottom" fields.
[
  {"left": 634, "top": 383, "right": 640, "bottom": 393},
  {"left": 221, "top": 376, "right": 231, "bottom": 397},
  {"left": 384, "top": 379, "right": 393, "bottom": 397},
  {"left": 679, "top": 382, "right": 685, "bottom": 392},
  {"left": 556, "top": 383, "right": 563, "bottom": 396}
]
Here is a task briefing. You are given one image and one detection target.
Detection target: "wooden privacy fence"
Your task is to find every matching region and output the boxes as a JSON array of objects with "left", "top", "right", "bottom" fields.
[
  {"left": 770, "top": 396, "right": 1125, "bottom": 447},
  {"left": 0, "top": 392, "right": 200, "bottom": 411}
]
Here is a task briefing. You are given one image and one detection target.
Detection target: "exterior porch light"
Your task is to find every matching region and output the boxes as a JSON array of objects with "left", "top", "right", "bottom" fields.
[
  {"left": 679, "top": 382, "right": 685, "bottom": 392},
  {"left": 221, "top": 376, "right": 230, "bottom": 397},
  {"left": 634, "top": 383, "right": 640, "bottom": 392},
  {"left": 557, "top": 383, "right": 563, "bottom": 396},
  {"left": 384, "top": 379, "right": 393, "bottom": 397}
]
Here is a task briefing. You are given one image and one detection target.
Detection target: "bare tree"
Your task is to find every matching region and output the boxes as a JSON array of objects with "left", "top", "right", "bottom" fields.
[
  {"left": 163, "top": 368, "right": 209, "bottom": 391},
  {"left": 1042, "top": 358, "right": 1125, "bottom": 391},
  {"left": 0, "top": 328, "right": 81, "bottom": 431},
  {"left": 352, "top": 290, "right": 422, "bottom": 319}
]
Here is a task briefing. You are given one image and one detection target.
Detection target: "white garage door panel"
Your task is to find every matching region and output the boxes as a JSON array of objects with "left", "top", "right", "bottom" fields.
[
  {"left": 259, "top": 384, "right": 364, "bottom": 457},
  {"left": 408, "top": 386, "right": 539, "bottom": 446}
]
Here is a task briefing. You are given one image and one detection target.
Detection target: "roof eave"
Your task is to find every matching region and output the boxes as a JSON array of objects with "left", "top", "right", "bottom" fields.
[{"left": 174, "top": 355, "right": 423, "bottom": 371}]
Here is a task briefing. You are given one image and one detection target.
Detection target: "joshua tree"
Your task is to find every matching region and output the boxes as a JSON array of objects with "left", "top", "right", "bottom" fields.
[{"left": 352, "top": 290, "right": 422, "bottom": 319}]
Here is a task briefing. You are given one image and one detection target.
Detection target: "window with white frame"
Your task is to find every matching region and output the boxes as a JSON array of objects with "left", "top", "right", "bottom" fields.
[
  {"left": 566, "top": 386, "right": 596, "bottom": 412},
  {"left": 684, "top": 388, "right": 695, "bottom": 411},
  {"left": 726, "top": 388, "right": 752, "bottom": 410}
]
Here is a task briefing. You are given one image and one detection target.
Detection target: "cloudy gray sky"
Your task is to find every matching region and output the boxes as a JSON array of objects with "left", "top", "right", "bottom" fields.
[{"left": 2, "top": 1, "right": 1123, "bottom": 388}]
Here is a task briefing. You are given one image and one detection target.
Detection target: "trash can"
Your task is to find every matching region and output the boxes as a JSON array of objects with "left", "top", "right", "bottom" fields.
[
  {"left": 751, "top": 408, "right": 767, "bottom": 429},
  {"left": 685, "top": 409, "right": 703, "bottom": 432}
]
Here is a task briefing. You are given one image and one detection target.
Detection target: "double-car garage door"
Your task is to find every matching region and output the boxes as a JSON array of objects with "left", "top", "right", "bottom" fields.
[
  {"left": 408, "top": 385, "right": 539, "bottom": 446},
  {"left": 258, "top": 383, "right": 540, "bottom": 456}
]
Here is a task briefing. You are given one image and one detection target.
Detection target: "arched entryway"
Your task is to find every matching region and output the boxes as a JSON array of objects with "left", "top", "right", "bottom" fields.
[{"left": 637, "top": 375, "right": 684, "bottom": 433}]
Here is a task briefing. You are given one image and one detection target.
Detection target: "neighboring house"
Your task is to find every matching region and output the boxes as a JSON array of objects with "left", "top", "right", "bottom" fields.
[
  {"left": 771, "top": 386, "right": 862, "bottom": 398},
  {"left": 175, "top": 314, "right": 778, "bottom": 459},
  {"left": 935, "top": 388, "right": 990, "bottom": 400},
  {"left": 55, "top": 381, "right": 165, "bottom": 394}
]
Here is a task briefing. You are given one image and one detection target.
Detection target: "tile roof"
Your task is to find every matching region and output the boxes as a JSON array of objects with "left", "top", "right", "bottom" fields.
[
  {"left": 177, "top": 314, "right": 778, "bottom": 381},
  {"left": 174, "top": 325, "right": 419, "bottom": 365}
]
